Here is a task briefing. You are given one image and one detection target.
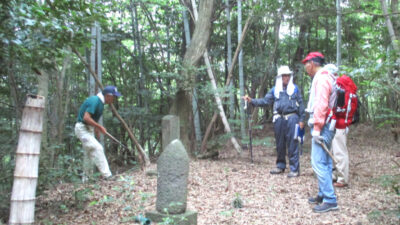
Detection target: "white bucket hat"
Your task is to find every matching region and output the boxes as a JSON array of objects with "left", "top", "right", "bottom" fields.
[
  {"left": 274, "top": 65, "right": 295, "bottom": 98},
  {"left": 277, "top": 66, "right": 292, "bottom": 76}
]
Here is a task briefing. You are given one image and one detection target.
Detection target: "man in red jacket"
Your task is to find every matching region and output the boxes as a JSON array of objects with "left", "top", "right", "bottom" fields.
[{"left": 303, "top": 52, "right": 339, "bottom": 213}]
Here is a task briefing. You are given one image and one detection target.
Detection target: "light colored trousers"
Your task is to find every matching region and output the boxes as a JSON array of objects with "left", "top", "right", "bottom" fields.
[
  {"left": 75, "top": 122, "right": 112, "bottom": 178},
  {"left": 332, "top": 128, "right": 349, "bottom": 184}
]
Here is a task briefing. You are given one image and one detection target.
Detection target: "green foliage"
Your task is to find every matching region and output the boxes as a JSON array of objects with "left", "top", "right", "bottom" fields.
[
  {"left": 74, "top": 187, "right": 93, "bottom": 209},
  {"left": 373, "top": 175, "right": 400, "bottom": 195},
  {"left": 232, "top": 193, "right": 243, "bottom": 209}
]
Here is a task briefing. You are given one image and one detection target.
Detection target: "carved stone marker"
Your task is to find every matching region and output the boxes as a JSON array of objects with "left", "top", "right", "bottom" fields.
[
  {"left": 146, "top": 139, "right": 197, "bottom": 225},
  {"left": 161, "top": 115, "right": 180, "bottom": 150}
]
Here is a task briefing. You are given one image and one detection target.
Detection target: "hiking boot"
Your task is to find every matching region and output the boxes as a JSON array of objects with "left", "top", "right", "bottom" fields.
[
  {"left": 313, "top": 202, "right": 339, "bottom": 213},
  {"left": 270, "top": 168, "right": 285, "bottom": 174},
  {"left": 333, "top": 182, "right": 348, "bottom": 188},
  {"left": 308, "top": 195, "right": 323, "bottom": 204},
  {"left": 287, "top": 171, "right": 299, "bottom": 178}
]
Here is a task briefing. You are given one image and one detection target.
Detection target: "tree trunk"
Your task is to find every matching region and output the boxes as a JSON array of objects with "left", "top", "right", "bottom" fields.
[
  {"left": 37, "top": 69, "right": 50, "bottom": 168},
  {"left": 130, "top": 0, "right": 148, "bottom": 148},
  {"left": 183, "top": 8, "right": 202, "bottom": 148},
  {"left": 9, "top": 95, "right": 45, "bottom": 225},
  {"left": 336, "top": 0, "right": 342, "bottom": 68},
  {"left": 238, "top": 0, "right": 246, "bottom": 139},
  {"left": 380, "top": 0, "right": 400, "bottom": 54},
  {"left": 226, "top": 0, "right": 234, "bottom": 118},
  {"left": 171, "top": 0, "right": 214, "bottom": 154},
  {"left": 391, "top": 0, "right": 400, "bottom": 40}
]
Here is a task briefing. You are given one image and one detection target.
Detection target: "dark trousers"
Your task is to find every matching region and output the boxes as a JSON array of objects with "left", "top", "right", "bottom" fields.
[{"left": 273, "top": 114, "right": 300, "bottom": 172}]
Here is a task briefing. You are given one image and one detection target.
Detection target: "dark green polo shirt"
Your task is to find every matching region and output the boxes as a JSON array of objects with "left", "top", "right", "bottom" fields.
[{"left": 77, "top": 96, "right": 104, "bottom": 123}]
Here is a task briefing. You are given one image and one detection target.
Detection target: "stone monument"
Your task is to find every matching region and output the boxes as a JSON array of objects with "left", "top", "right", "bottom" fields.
[
  {"left": 146, "top": 115, "right": 197, "bottom": 225},
  {"left": 161, "top": 115, "right": 179, "bottom": 150}
]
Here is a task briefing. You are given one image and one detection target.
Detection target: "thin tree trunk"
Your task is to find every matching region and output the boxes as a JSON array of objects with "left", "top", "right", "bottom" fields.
[
  {"left": 391, "top": 0, "right": 400, "bottom": 40},
  {"left": 238, "top": 0, "right": 246, "bottom": 139},
  {"left": 201, "top": 112, "right": 218, "bottom": 152},
  {"left": 226, "top": 0, "right": 234, "bottom": 118},
  {"left": 37, "top": 69, "right": 49, "bottom": 169},
  {"left": 72, "top": 47, "right": 150, "bottom": 169},
  {"left": 380, "top": 0, "right": 400, "bottom": 54},
  {"left": 336, "top": 0, "right": 342, "bottom": 68},
  {"left": 130, "top": 0, "right": 147, "bottom": 148},
  {"left": 183, "top": 8, "right": 202, "bottom": 147}
]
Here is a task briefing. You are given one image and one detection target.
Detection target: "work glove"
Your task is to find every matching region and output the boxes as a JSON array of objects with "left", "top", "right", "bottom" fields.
[
  {"left": 307, "top": 118, "right": 314, "bottom": 128},
  {"left": 311, "top": 130, "right": 324, "bottom": 145}
]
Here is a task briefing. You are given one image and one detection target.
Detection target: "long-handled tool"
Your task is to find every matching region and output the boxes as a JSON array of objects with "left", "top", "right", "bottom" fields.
[
  {"left": 105, "top": 131, "right": 129, "bottom": 150},
  {"left": 244, "top": 101, "right": 253, "bottom": 163},
  {"left": 320, "top": 142, "right": 345, "bottom": 179}
]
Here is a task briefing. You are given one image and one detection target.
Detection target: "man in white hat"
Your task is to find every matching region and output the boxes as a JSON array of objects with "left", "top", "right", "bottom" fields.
[{"left": 243, "top": 66, "right": 305, "bottom": 177}]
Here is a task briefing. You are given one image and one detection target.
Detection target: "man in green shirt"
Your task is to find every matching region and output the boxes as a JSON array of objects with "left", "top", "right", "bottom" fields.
[{"left": 75, "top": 85, "right": 121, "bottom": 180}]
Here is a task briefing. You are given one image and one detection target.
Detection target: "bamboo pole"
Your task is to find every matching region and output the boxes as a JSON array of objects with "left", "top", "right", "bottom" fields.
[{"left": 9, "top": 95, "right": 45, "bottom": 225}]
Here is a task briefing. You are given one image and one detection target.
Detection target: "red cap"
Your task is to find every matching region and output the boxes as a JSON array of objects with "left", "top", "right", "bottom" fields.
[{"left": 302, "top": 52, "right": 325, "bottom": 64}]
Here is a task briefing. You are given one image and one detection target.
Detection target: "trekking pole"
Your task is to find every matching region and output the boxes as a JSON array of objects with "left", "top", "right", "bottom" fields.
[
  {"left": 244, "top": 101, "right": 253, "bottom": 163},
  {"left": 105, "top": 131, "right": 129, "bottom": 150}
]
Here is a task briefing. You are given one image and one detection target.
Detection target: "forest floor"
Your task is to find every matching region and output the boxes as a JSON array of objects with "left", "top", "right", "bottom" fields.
[{"left": 35, "top": 124, "right": 400, "bottom": 225}]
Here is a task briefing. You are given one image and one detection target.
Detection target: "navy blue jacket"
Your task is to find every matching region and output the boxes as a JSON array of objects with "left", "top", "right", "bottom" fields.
[{"left": 251, "top": 85, "right": 306, "bottom": 122}]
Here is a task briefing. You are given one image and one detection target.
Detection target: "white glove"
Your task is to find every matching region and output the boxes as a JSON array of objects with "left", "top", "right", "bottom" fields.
[
  {"left": 307, "top": 118, "right": 314, "bottom": 127},
  {"left": 312, "top": 130, "right": 324, "bottom": 145}
]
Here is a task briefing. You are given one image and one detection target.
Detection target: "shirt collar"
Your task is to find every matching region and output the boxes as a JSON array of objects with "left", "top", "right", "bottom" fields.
[{"left": 97, "top": 92, "right": 105, "bottom": 104}]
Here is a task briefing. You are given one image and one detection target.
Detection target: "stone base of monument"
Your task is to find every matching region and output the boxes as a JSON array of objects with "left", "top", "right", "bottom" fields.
[{"left": 145, "top": 210, "right": 197, "bottom": 225}]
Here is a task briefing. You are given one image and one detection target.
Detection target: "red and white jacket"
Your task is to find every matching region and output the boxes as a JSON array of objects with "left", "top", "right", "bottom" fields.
[{"left": 306, "top": 68, "right": 336, "bottom": 135}]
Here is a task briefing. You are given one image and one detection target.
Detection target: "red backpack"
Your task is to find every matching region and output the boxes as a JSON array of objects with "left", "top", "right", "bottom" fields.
[{"left": 330, "top": 75, "right": 358, "bottom": 128}]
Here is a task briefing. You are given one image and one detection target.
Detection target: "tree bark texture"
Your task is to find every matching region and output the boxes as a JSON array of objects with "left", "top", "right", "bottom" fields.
[
  {"left": 9, "top": 95, "right": 45, "bottom": 225},
  {"left": 183, "top": 8, "right": 202, "bottom": 146},
  {"left": 171, "top": 0, "right": 214, "bottom": 154},
  {"left": 238, "top": 0, "right": 247, "bottom": 139}
]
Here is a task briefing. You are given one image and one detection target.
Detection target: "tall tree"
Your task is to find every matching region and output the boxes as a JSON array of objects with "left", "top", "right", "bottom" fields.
[
  {"left": 182, "top": 7, "right": 202, "bottom": 148},
  {"left": 226, "top": 0, "right": 234, "bottom": 118},
  {"left": 380, "top": 0, "right": 399, "bottom": 54},
  {"left": 238, "top": 0, "right": 246, "bottom": 138},
  {"left": 336, "top": 0, "right": 342, "bottom": 67},
  {"left": 171, "top": 0, "right": 215, "bottom": 153}
]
